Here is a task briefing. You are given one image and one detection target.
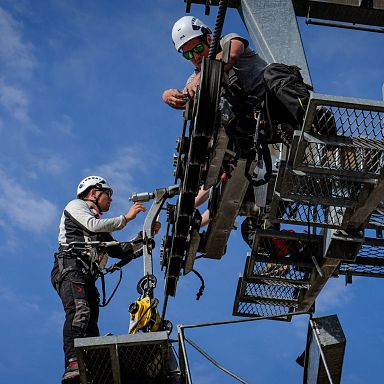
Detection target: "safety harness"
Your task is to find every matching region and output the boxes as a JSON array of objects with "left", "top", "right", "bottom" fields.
[{"left": 221, "top": 68, "right": 273, "bottom": 187}]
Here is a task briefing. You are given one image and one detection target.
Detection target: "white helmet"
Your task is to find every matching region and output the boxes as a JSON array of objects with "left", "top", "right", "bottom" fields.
[
  {"left": 76, "top": 176, "right": 112, "bottom": 198},
  {"left": 172, "top": 16, "right": 211, "bottom": 51}
]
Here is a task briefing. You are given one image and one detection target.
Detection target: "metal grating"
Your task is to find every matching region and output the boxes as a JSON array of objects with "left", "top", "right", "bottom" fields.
[
  {"left": 358, "top": 241, "right": 384, "bottom": 258},
  {"left": 368, "top": 209, "right": 384, "bottom": 233},
  {"left": 293, "top": 0, "right": 384, "bottom": 28},
  {"left": 75, "top": 332, "right": 172, "bottom": 384},
  {"left": 232, "top": 275, "right": 294, "bottom": 322},
  {"left": 292, "top": 94, "right": 384, "bottom": 178},
  {"left": 234, "top": 300, "right": 293, "bottom": 320},
  {"left": 246, "top": 230, "right": 318, "bottom": 287},
  {"left": 243, "top": 280, "right": 302, "bottom": 303},
  {"left": 119, "top": 344, "right": 167, "bottom": 383},
  {"left": 232, "top": 272, "right": 303, "bottom": 322},
  {"left": 339, "top": 239, "right": 384, "bottom": 278},
  {"left": 298, "top": 139, "right": 384, "bottom": 178},
  {"left": 81, "top": 347, "right": 113, "bottom": 384},
  {"left": 269, "top": 198, "right": 348, "bottom": 229},
  {"left": 339, "top": 260, "right": 384, "bottom": 277},
  {"left": 249, "top": 259, "right": 311, "bottom": 289},
  {"left": 277, "top": 166, "right": 371, "bottom": 207}
]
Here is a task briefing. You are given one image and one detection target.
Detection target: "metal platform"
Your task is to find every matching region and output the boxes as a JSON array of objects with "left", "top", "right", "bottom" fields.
[
  {"left": 75, "top": 332, "right": 181, "bottom": 384},
  {"left": 233, "top": 227, "right": 384, "bottom": 320},
  {"left": 276, "top": 164, "right": 372, "bottom": 208},
  {"left": 233, "top": 230, "right": 319, "bottom": 320},
  {"left": 293, "top": 0, "right": 384, "bottom": 28},
  {"left": 339, "top": 237, "right": 384, "bottom": 278},
  {"left": 269, "top": 93, "right": 384, "bottom": 233},
  {"left": 290, "top": 93, "right": 384, "bottom": 178},
  {"left": 270, "top": 197, "right": 349, "bottom": 229}
]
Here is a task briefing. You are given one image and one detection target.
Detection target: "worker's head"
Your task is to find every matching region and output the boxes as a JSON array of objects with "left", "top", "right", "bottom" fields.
[
  {"left": 77, "top": 175, "right": 113, "bottom": 212},
  {"left": 172, "top": 16, "right": 211, "bottom": 70}
]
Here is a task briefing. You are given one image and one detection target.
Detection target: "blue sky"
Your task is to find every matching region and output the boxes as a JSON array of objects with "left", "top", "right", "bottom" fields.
[{"left": 0, "top": 1, "right": 383, "bottom": 383}]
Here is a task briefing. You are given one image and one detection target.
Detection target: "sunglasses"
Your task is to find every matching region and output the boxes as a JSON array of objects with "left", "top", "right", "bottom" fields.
[
  {"left": 96, "top": 189, "right": 113, "bottom": 198},
  {"left": 182, "top": 42, "right": 205, "bottom": 60}
]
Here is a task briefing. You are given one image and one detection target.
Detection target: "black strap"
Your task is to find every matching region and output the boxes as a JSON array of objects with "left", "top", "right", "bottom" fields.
[{"left": 99, "top": 268, "right": 123, "bottom": 307}]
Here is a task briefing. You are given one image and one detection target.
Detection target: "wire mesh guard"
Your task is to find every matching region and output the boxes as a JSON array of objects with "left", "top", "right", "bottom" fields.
[
  {"left": 233, "top": 290, "right": 294, "bottom": 321},
  {"left": 292, "top": 93, "right": 384, "bottom": 178},
  {"left": 339, "top": 238, "right": 384, "bottom": 278},
  {"left": 75, "top": 332, "right": 172, "bottom": 384},
  {"left": 233, "top": 230, "right": 320, "bottom": 320},
  {"left": 368, "top": 207, "right": 384, "bottom": 233},
  {"left": 269, "top": 197, "right": 349, "bottom": 229},
  {"left": 277, "top": 166, "right": 371, "bottom": 208}
]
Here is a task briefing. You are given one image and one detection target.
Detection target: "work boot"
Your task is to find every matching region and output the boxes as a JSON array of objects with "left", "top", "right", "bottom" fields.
[{"left": 62, "top": 359, "right": 80, "bottom": 383}]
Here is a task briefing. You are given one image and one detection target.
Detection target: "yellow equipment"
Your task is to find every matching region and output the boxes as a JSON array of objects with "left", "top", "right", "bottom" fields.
[{"left": 128, "top": 296, "right": 161, "bottom": 334}]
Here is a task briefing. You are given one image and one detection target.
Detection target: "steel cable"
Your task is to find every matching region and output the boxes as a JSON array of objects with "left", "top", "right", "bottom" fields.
[
  {"left": 184, "top": 336, "right": 250, "bottom": 384},
  {"left": 208, "top": 0, "right": 228, "bottom": 59}
]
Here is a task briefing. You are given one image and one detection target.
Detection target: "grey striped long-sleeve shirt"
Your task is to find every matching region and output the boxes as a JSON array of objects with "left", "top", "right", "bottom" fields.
[{"left": 58, "top": 199, "right": 143, "bottom": 268}]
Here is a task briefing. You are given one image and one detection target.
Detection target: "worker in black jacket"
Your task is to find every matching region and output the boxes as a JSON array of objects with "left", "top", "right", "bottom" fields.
[{"left": 51, "top": 175, "right": 160, "bottom": 383}]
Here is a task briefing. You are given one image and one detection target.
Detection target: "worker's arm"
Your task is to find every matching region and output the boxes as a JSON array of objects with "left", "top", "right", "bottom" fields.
[
  {"left": 216, "top": 37, "right": 245, "bottom": 72},
  {"left": 195, "top": 187, "right": 210, "bottom": 207},
  {"left": 200, "top": 209, "right": 210, "bottom": 227},
  {"left": 64, "top": 200, "right": 145, "bottom": 233}
]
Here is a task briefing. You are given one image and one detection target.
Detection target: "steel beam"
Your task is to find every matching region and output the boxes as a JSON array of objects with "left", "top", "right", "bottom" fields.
[
  {"left": 293, "top": 0, "right": 384, "bottom": 27},
  {"left": 299, "top": 258, "right": 341, "bottom": 311},
  {"left": 303, "top": 315, "right": 346, "bottom": 384},
  {"left": 203, "top": 159, "right": 253, "bottom": 259},
  {"left": 237, "top": 0, "right": 312, "bottom": 84}
]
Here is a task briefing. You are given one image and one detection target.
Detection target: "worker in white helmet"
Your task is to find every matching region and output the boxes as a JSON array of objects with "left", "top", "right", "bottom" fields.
[
  {"left": 51, "top": 176, "right": 161, "bottom": 383},
  {"left": 163, "top": 15, "right": 311, "bottom": 141},
  {"left": 163, "top": 16, "right": 314, "bottom": 229}
]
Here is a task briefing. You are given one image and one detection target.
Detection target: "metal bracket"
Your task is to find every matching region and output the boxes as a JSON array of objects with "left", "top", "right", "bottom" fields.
[
  {"left": 130, "top": 185, "right": 180, "bottom": 277},
  {"left": 323, "top": 228, "right": 364, "bottom": 261}
]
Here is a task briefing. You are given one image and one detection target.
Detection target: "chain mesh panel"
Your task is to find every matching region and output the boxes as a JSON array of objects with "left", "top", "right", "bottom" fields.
[
  {"left": 77, "top": 334, "right": 170, "bottom": 384},
  {"left": 313, "top": 106, "right": 384, "bottom": 140},
  {"left": 251, "top": 261, "right": 311, "bottom": 288},
  {"left": 358, "top": 243, "right": 384, "bottom": 259},
  {"left": 82, "top": 348, "right": 113, "bottom": 384},
  {"left": 279, "top": 170, "right": 368, "bottom": 207},
  {"left": 249, "top": 231, "right": 317, "bottom": 285},
  {"left": 234, "top": 300, "right": 293, "bottom": 321},
  {"left": 243, "top": 281, "right": 301, "bottom": 302},
  {"left": 339, "top": 261, "right": 384, "bottom": 277},
  {"left": 270, "top": 199, "right": 346, "bottom": 228},
  {"left": 300, "top": 140, "right": 384, "bottom": 177},
  {"left": 119, "top": 344, "right": 168, "bottom": 384},
  {"left": 294, "top": 98, "right": 384, "bottom": 177},
  {"left": 368, "top": 210, "right": 384, "bottom": 231},
  {"left": 339, "top": 242, "right": 384, "bottom": 277}
]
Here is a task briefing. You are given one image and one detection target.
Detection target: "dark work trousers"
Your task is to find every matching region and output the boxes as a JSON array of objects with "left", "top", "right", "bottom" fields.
[
  {"left": 51, "top": 262, "right": 100, "bottom": 366},
  {"left": 262, "top": 63, "right": 310, "bottom": 127}
]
